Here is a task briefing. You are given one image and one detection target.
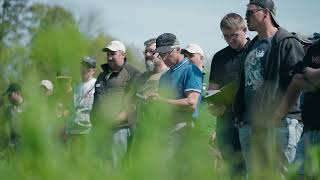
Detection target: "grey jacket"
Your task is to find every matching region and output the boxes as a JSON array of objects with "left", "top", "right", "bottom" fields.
[{"left": 234, "top": 27, "right": 305, "bottom": 124}]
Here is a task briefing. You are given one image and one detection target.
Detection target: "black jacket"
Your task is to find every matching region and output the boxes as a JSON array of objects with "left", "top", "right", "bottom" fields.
[
  {"left": 301, "top": 40, "right": 320, "bottom": 130},
  {"left": 234, "top": 27, "right": 305, "bottom": 124},
  {"left": 92, "top": 61, "right": 141, "bottom": 129}
]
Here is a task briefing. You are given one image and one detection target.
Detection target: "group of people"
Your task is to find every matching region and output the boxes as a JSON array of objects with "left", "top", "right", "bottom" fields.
[
  {"left": 209, "top": 0, "right": 320, "bottom": 178},
  {"left": 1, "top": 0, "right": 320, "bottom": 178}
]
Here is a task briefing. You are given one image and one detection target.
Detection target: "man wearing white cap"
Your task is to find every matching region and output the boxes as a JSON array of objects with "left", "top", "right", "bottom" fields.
[
  {"left": 181, "top": 43, "right": 206, "bottom": 121},
  {"left": 181, "top": 43, "right": 205, "bottom": 71},
  {"left": 92, "top": 40, "right": 140, "bottom": 167},
  {"left": 40, "top": 80, "right": 53, "bottom": 97}
]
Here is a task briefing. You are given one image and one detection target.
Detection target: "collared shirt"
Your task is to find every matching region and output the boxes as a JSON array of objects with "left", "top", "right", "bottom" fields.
[
  {"left": 158, "top": 58, "right": 203, "bottom": 123},
  {"left": 159, "top": 58, "right": 202, "bottom": 99}
]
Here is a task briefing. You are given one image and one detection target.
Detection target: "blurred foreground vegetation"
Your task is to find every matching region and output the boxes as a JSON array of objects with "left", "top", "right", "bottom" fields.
[
  {"left": 0, "top": 1, "right": 221, "bottom": 179},
  {"left": 0, "top": 1, "right": 320, "bottom": 179}
]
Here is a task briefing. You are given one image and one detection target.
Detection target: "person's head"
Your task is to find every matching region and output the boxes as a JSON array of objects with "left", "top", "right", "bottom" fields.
[
  {"left": 143, "top": 38, "right": 157, "bottom": 71},
  {"left": 293, "top": 32, "right": 320, "bottom": 53},
  {"left": 246, "top": 0, "right": 279, "bottom": 31},
  {"left": 102, "top": 40, "right": 126, "bottom": 71},
  {"left": 40, "top": 80, "right": 53, "bottom": 97},
  {"left": 181, "top": 44, "right": 204, "bottom": 70},
  {"left": 81, "top": 56, "right": 96, "bottom": 81},
  {"left": 155, "top": 33, "right": 182, "bottom": 68},
  {"left": 5, "top": 83, "right": 23, "bottom": 105},
  {"left": 220, "top": 13, "right": 248, "bottom": 50}
]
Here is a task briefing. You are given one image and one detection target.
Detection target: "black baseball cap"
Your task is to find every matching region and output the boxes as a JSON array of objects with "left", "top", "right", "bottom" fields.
[
  {"left": 3, "top": 83, "right": 21, "bottom": 95},
  {"left": 154, "top": 33, "right": 180, "bottom": 53},
  {"left": 82, "top": 56, "right": 96, "bottom": 68},
  {"left": 249, "top": 0, "right": 279, "bottom": 27}
]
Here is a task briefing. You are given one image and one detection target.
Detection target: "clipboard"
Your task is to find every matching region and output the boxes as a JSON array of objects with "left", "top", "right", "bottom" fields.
[{"left": 205, "top": 81, "right": 237, "bottom": 105}]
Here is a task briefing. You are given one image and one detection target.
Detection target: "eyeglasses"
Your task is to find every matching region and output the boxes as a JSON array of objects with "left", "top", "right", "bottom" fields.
[
  {"left": 223, "top": 32, "right": 240, "bottom": 40},
  {"left": 246, "top": 8, "right": 264, "bottom": 17},
  {"left": 143, "top": 50, "right": 155, "bottom": 56},
  {"left": 158, "top": 49, "right": 174, "bottom": 59}
]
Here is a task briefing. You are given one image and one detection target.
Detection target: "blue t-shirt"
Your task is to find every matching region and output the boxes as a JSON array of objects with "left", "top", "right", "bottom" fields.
[
  {"left": 243, "top": 37, "right": 272, "bottom": 124},
  {"left": 159, "top": 58, "right": 203, "bottom": 120},
  {"left": 159, "top": 58, "right": 202, "bottom": 98}
]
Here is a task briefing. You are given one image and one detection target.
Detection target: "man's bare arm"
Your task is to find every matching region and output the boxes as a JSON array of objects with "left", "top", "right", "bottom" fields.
[{"left": 147, "top": 91, "right": 200, "bottom": 112}]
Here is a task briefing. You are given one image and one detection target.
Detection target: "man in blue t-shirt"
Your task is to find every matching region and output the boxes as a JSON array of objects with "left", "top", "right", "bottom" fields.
[
  {"left": 153, "top": 32, "right": 203, "bottom": 163},
  {"left": 147, "top": 33, "right": 202, "bottom": 131},
  {"left": 146, "top": 34, "right": 202, "bottom": 163}
]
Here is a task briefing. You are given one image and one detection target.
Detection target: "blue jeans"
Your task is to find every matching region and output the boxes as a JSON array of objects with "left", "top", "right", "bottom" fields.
[
  {"left": 294, "top": 130, "right": 320, "bottom": 175},
  {"left": 238, "top": 118, "right": 303, "bottom": 174},
  {"left": 111, "top": 128, "right": 131, "bottom": 167}
]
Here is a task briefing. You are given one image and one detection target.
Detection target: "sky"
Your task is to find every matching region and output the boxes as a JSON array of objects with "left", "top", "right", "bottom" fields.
[{"left": 33, "top": 0, "right": 320, "bottom": 62}]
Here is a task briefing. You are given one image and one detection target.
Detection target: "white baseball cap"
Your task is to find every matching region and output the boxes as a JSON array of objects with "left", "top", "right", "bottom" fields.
[
  {"left": 181, "top": 43, "right": 204, "bottom": 56},
  {"left": 40, "top": 80, "right": 53, "bottom": 91},
  {"left": 102, "top": 40, "right": 126, "bottom": 53}
]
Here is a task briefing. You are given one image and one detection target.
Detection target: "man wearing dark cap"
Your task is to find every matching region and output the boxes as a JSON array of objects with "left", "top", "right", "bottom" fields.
[
  {"left": 92, "top": 40, "right": 140, "bottom": 167},
  {"left": 4, "top": 83, "right": 24, "bottom": 149},
  {"left": 66, "top": 56, "right": 96, "bottom": 136},
  {"left": 233, "top": 0, "right": 305, "bottom": 176},
  {"left": 147, "top": 33, "right": 203, "bottom": 156},
  {"left": 293, "top": 32, "right": 320, "bottom": 53},
  {"left": 273, "top": 39, "right": 320, "bottom": 177}
]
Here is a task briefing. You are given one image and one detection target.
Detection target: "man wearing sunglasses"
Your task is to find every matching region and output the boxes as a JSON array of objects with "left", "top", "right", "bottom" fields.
[
  {"left": 147, "top": 33, "right": 202, "bottom": 156},
  {"left": 233, "top": 0, "right": 305, "bottom": 176}
]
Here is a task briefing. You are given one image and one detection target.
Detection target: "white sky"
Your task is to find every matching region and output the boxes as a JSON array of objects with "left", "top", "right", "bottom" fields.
[{"left": 32, "top": 0, "right": 320, "bottom": 62}]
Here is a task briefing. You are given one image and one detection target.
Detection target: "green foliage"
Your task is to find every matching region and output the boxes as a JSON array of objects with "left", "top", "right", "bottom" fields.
[
  {"left": 29, "top": 23, "right": 89, "bottom": 80},
  {"left": 2, "top": 1, "right": 320, "bottom": 180},
  {"left": 0, "top": 0, "right": 29, "bottom": 48},
  {"left": 0, "top": 80, "right": 220, "bottom": 179}
]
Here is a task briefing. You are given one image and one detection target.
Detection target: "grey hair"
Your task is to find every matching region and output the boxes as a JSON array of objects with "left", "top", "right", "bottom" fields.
[{"left": 144, "top": 38, "right": 156, "bottom": 46}]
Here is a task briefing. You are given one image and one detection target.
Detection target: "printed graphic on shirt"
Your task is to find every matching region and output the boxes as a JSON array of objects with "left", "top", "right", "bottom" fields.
[{"left": 245, "top": 49, "right": 265, "bottom": 91}]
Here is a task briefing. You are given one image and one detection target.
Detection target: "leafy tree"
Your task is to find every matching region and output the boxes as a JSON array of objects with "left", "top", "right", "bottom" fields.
[{"left": 0, "top": 0, "right": 28, "bottom": 49}]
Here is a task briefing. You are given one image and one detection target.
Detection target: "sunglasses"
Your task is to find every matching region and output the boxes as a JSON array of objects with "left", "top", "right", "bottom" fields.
[
  {"left": 158, "top": 49, "right": 175, "bottom": 59},
  {"left": 246, "top": 8, "right": 264, "bottom": 17}
]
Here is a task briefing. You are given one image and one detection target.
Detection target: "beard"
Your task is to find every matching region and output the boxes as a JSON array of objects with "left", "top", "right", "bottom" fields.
[{"left": 145, "top": 60, "right": 155, "bottom": 71}]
